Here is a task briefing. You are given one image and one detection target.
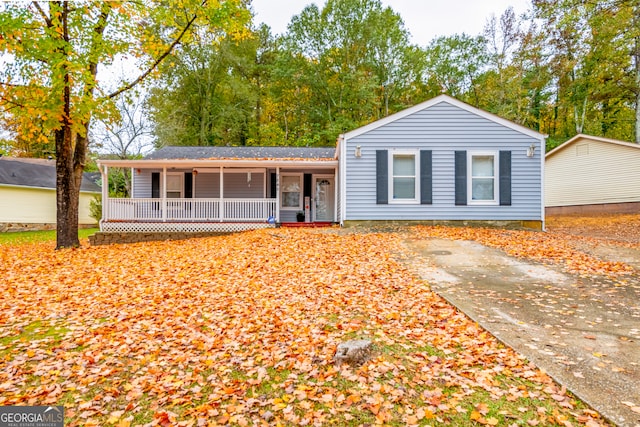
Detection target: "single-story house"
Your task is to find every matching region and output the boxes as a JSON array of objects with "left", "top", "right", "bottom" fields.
[
  {"left": 545, "top": 134, "right": 640, "bottom": 215},
  {"left": 96, "top": 94, "right": 546, "bottom": 234},
  {"left": 0, "top": 156, "right": 102, "bottom": 232}
]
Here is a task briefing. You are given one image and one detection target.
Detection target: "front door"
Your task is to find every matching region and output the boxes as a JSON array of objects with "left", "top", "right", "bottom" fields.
[{"left": 313, "top": 176, "right": 335, "bottom": 222}]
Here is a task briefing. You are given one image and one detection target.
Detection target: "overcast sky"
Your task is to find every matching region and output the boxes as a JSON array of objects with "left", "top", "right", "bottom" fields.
[{"left": 251, "top": 0, "right": 533, "bottom": 46}]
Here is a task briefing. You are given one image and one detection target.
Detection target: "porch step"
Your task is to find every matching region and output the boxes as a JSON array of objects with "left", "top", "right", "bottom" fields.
[{"left": 280, "top": 222, "right": 334, "bottom": 228}]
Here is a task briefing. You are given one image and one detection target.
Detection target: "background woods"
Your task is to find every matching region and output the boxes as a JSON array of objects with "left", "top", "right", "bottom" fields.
[{"left": 148, "top": 0, "right": 640, "bottom": 148}]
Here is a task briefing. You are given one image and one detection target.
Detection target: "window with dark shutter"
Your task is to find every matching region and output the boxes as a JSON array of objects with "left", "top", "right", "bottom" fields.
[
  {"left": 499, "top": 151, "right": 512, "bottom": 206},
  {"left": 454, "top": 151, "right": 467, "bottom": 205},
  {"left": 376, "top": 150, "right": 388, "bottom": 204},
  {"left": 420, "top": 150, "right": 432, "bottom": 204}
]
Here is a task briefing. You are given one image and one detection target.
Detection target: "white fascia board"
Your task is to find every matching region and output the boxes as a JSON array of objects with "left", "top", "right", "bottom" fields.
[
  {"left": 342, "top": 94, "right": 547, "bottom": 141},
  {"left": 98, "top": 159, "right": 338, "bottom": 169}
]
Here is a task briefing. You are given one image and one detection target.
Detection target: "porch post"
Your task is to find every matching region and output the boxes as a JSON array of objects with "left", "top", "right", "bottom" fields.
[
  {"left": 275, "top": 167, "right": 280, "bottom": 223},
  {"left": 100, "top": 165, "right": 108, "bottom": 228},
  {"left": 219, "top": 166, "right": 224, "bottom": 222},
  {"left": 162, "top": 167, "right": 167, "bottom": 222},
  {"left": 334, "top": 167, "right": 339, "bottom": 223}
]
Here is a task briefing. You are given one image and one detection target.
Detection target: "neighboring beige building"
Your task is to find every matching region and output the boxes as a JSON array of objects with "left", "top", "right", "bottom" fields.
[
  {"left": 0, "top": 157, "right": 101, "bottom": 231},
  {"left": 545, "top": 134, "right": 640, "bottom": 215}
]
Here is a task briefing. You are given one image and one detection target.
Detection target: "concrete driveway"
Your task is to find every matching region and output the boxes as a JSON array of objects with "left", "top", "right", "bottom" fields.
[{"left": 402, "top": 238, "right": 640, "bottom": 427}]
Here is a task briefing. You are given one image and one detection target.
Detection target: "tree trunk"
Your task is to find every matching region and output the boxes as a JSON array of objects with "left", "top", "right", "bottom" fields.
[{"left": 55, "top": 2, "right": 80, "bottom": 249}]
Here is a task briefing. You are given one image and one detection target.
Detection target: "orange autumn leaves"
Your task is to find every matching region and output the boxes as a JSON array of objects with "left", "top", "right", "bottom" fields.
[
  {"left": 0, "top": 228, "right": 610, "bottom": 426},
  {"left": 411, "top": 225, "right": 635, "bottom": 277}
]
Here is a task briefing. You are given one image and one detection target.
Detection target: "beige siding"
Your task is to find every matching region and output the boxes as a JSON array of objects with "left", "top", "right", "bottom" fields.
[
  {"left": 78, "top": 192, "right": 99, "bottom": 225},
  {"left": 0, "top": 186, "right": 98, "bottom": 225},
  {"left": 545, "top": 138, "right": 640, "bottom": 207}
]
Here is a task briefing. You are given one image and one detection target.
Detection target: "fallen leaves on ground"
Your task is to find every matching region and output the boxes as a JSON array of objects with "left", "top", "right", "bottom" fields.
[
  {"left": 410, "top": 222, "right": 635, "bottom": 277},
  {"left": 0, "top": 229, "right": 609, "bottom": 426},
  {"left": 546, "top": 214, "right": 640, "bottom": 245}
]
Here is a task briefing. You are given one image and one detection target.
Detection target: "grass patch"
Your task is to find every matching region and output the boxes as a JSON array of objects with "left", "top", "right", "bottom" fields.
[
  {"left": 0, "top": 228, "right": 98, "bottom": 245},
  {"left": 0, "top": 320, "right": 70, "bottom": 359}
]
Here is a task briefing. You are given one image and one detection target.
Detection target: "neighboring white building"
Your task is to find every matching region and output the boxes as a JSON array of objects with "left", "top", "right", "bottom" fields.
[
  {"left": 0, "top": 157, "right": 101, "bottom": 231},
  {"left": 545, "top": 134, "right": 640, "bottom": 214}
]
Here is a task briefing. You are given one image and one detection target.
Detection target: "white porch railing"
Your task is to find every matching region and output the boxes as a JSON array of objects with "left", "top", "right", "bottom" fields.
[{"left": 104, "top": 198, "right": 276, "bottom": 222}]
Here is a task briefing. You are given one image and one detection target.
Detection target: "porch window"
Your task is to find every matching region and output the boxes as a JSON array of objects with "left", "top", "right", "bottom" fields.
[
  {"left": 166, "top": 173, "right": 183, "bottom": 198},
  {"left": 281, "top": 174, "right": 302, "bottom": 209}
]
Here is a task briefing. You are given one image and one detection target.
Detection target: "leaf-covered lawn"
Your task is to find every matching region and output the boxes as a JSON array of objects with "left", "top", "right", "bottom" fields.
[{"left": 0, "top": 228, "right": 610, "bottom": 426}]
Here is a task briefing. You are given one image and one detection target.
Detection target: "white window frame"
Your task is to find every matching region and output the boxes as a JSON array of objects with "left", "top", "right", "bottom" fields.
[
  {"left": 467, "top": 151, "right": 499, "bottom": 205},
  {"left": 280, "top": 173, "right": 303, "bottom": 210},
  {"left": 388, "top": 149, "right": 420, "bottom": 204}
]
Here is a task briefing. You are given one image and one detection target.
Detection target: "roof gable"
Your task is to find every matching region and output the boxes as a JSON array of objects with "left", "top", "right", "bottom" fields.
[
  {"left": 341, "top": 94, "right": 546, "bottom": 141},
  {"left": 0, "top": 157, "right": 101, "bottom": 192},
  {"left": 144, "top": 146, "right": 337, "bottom": 161},
  {"left": 546, "top": 133, "right": 640, "bottom": 159}
]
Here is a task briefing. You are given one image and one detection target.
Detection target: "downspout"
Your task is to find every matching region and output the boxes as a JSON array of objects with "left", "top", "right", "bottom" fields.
[
  {"left": 334, "top": 167, "right": 338, "bottom": 224},
  {"left": 275, "top": 167, "right": 280, "bottom": 223},
  {"left": 540, "top": 136, "right": 547, "bottom": 231},
  {"left": 338, "top": 134, "right": 346, "bottom": 226}
]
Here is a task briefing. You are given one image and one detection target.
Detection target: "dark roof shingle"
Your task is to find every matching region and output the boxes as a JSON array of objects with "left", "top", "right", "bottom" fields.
[
  {"left": 0, "top": 157, "right": 101, "bottom": 192},
  {"left": 144, "top": 146, "right": 336, "bottom": 161}
]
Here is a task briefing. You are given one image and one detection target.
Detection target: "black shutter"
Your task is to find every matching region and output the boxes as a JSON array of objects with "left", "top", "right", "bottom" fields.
[
  {"left": 270, "top": 173, "right": 277, "bottom": 198},
  {"left": 304, "top": 173, "right": 312, "bottom": 199},
  {"left": 184, "top": 172, "right": 193, "bottom": 198},
  {"left": 420, "top": 150, "right": 433, "bottom": 204},
  {"left": 454, "top": 151, "right": 467, "bottom": 206},
  {"left": 499, "top": 151, "right": 512, "bottom": 206},
  {"left": 376, "top": 150, "right": 388, "bottom": 204},
  {"left": 151, "top": 172, "right": 160, "bottom": 198}
]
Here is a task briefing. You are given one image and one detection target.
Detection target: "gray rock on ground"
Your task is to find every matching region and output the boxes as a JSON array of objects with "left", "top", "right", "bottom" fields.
[{"left": 333, "top": 339, "right": 373, "bottom": 367}]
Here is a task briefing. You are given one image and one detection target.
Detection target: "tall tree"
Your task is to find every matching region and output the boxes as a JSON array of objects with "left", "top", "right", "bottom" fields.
[
  {"left": 281, "top": 0, "right": 421, "bottom": 144},
  {"left": 423, "top": 34, "right": 489, "bottom": 105},
  {"left": 0, "top": 1, "right": 249, "bottom": 248},
  {"left": 148, "top": 25, "right": 267, "bottom": 147},
  {"left": 533, "top": 0, "right": 640, "bottom": 142}
]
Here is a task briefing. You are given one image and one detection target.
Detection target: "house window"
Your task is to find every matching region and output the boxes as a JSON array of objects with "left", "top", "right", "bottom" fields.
[
  {"left": 390, "top": 152, "right": 418, "bottom": 202},
  {"left": 468, "top": 152, "right": 497, "bottom": 203},
  {"left": 166, "top": 173, "right": 183, "bottom": 198},
  {"left": 281, "top": 174, "right": 302, "bottom": 209}
]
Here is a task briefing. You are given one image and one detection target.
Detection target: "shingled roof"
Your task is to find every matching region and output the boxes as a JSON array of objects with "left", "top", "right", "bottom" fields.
[
  {"left": 0, "top": 157, "right": 101, "bottom": 192},
  {"left": 144, "top": 146, "right": 337, "bottom": 161}
]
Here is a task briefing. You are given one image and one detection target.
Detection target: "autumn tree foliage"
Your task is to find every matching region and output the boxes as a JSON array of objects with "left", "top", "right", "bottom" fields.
[{"left": 0, "top": 1, "right": 249, "bottom": 249}]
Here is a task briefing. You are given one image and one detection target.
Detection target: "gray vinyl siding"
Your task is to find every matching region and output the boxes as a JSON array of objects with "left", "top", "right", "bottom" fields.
[
  {"left": 195, "top": 173, "right": 219, "bottom": 198},
  {"left": 344, "top": 102, "right": 542, "bottom": 221},
  {"left": 222, "top": 173, "right": 265, "bottom": 198},
  {"left": 133, "top": 170, "right": 265, "bottom": 198},
  {"left": 132, "top": 170, "right": 159, "bottom": 198}
]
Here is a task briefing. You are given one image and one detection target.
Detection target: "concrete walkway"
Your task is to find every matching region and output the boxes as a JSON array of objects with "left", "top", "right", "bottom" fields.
[{"left": 403, "top": 238, "right": 640, "bottom": 427}]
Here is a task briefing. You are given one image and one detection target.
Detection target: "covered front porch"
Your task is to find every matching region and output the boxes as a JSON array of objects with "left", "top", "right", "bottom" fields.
[{"left": 97, "top": 149, "right": 338, "bottom": 233}]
